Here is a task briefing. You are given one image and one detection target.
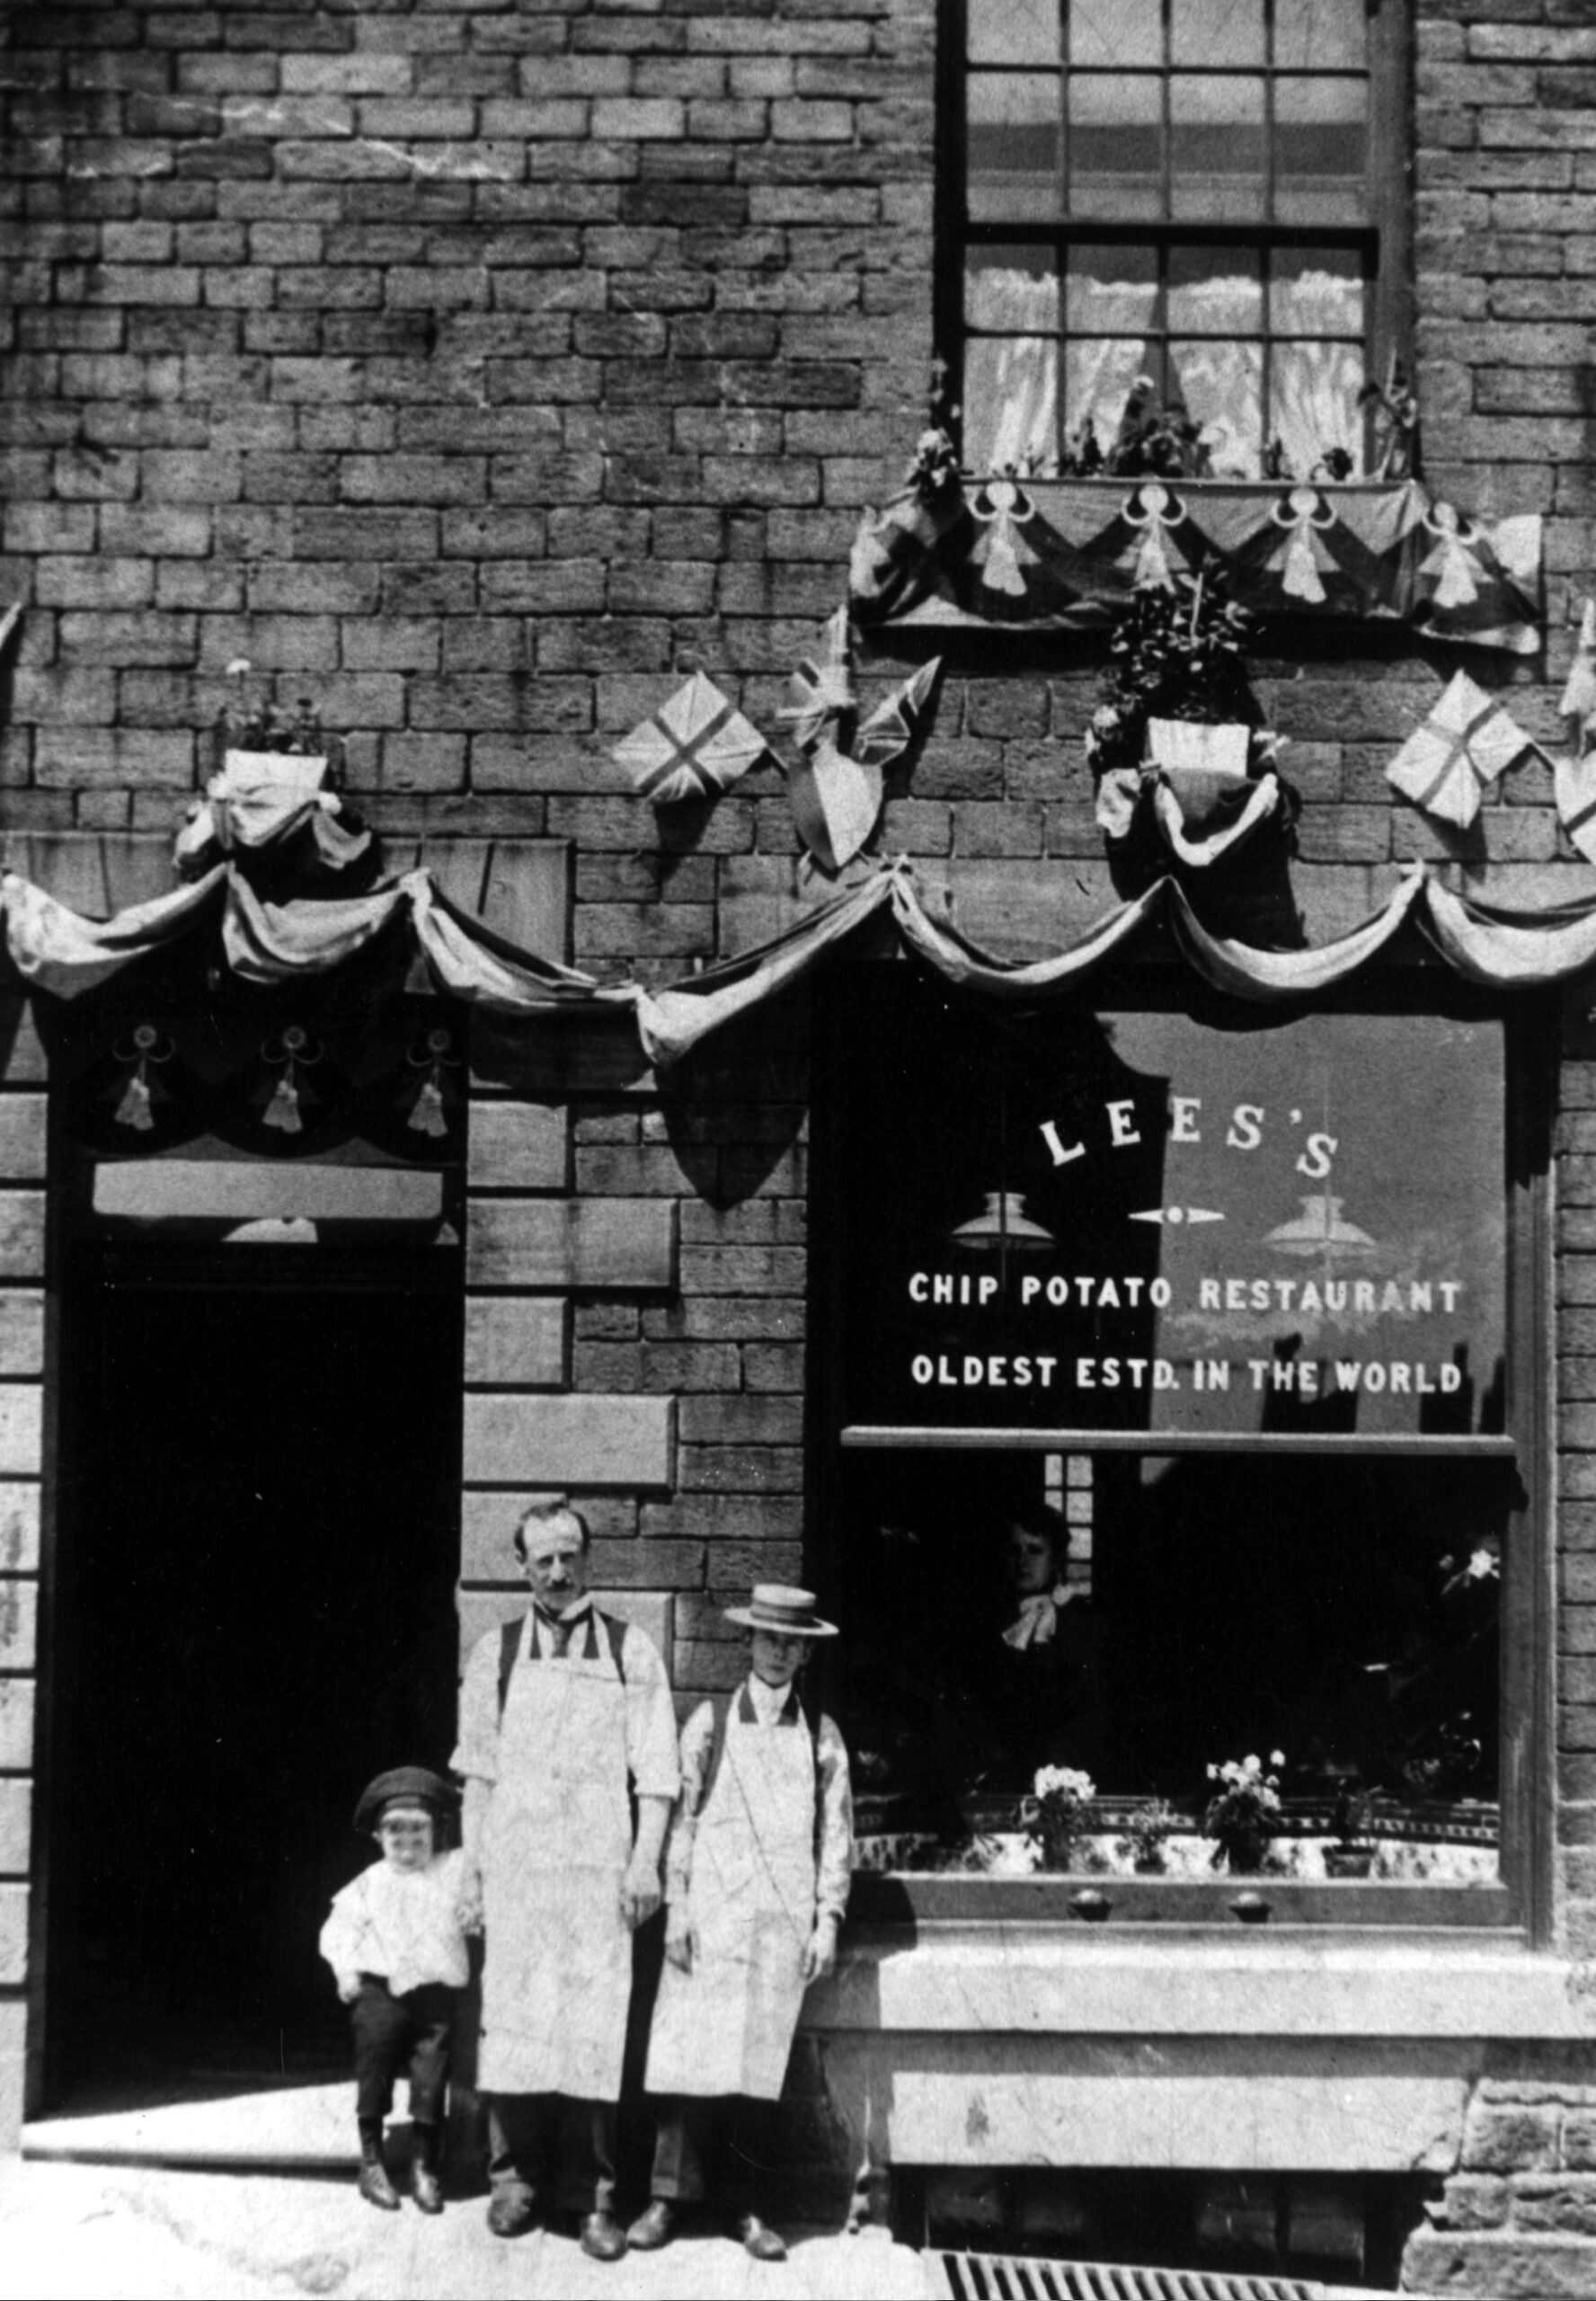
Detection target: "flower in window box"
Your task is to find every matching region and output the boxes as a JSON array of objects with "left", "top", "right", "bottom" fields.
[
  {"left": 1023, "top": 1765, "right": 1097, "bottom": 1873},
  {"left": 1116, "top": 1799, "right": 1182, "bottom": 1877},
  {"left": 1202, "top": 1750, "right": 1285, "bottom": 1876}
]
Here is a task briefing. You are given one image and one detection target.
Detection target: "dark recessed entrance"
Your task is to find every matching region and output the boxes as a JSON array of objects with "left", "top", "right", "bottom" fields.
[{"left": 45, "top": 1242, "right": 463, "bottom": 2105}]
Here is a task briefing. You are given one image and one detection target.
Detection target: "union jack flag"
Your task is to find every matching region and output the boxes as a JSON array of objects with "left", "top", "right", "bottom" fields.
[{"left": 615, "top": 671, "right": 767, "bottom": 807}]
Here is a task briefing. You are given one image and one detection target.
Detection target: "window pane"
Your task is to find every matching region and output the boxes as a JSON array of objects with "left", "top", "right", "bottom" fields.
[
  {"left": 1171, "top": 75, "right": 1265, "bottom": 220},
  {"left": 968, "top": 73, "right": 1063, "bottom": 222},
  {"left": 1065, "top": 243, "right": 1158, "bottom": 334},
  {"left": 971, "top": 0, "right": 1059, "bottom": 67},
  {"left": 1171, "top": 336, "right": 1261, "bottom": 476},
  {"left": 967, "top": 246, "right": 1061, "bottom": 332},
  {"left": 1070, "top": 0, "right": 1162, "bottom": 68},
  {"left": 963, "top": 337, "right": 1060, "bottom": 472},
  {"left": 1270, "top": 246, "right": 1363, "bottom": 336},
  {"left": 1172, "top": 0, "right": 1264, "bottom": 68},
  {"left": 1070, "top": 74, "right": 1164, "bottom": 220},
  {"left": 1168, "top": 246, "right": 1262, "bottom": 334},
  {"left": 1272, "top": 338, "right": 1367, "bottom": 479},
  {"left": 1274, "top": 0, "right": 1366, "bottom": 72},
  {"left": 823, "top": 976, "right": 1508, "bottom": 1879},
  {"left": 1065, "top": 338, "right": 1156, "bottom": 455},
  {"left": 1274, "top": 76, "right": 1368, "bottom": 225}
]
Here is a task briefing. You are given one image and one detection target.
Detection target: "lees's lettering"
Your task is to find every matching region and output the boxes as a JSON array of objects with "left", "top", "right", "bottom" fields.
[{"left": 1041, "top": 1093, "right": 1338, "bottom": 1178}]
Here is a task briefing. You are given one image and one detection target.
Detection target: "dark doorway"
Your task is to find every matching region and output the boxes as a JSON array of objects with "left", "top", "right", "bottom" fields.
[{"left": 45, "top": 1252, "right": 463, "bottom": 2104}]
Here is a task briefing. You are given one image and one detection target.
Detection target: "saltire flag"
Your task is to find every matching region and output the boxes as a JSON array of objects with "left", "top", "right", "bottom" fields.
[
  {"left": 615, "top": 671, "right": 767, "bottom": 807},
  {"left": 1385, "top": 670, "right": 1535, "bottom": 830},
  {"left": 779, "top": 608, "right": 854, "bottom": 751}
]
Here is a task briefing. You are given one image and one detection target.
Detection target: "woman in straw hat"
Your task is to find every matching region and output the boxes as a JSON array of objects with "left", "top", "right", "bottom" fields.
[{"left": 627, "top": 1586, "right": 854, "bottom": 2263}]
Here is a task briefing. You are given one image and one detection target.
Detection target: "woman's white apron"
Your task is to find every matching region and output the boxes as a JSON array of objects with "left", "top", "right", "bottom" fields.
[
  {"left": 645, "top": 1703, "right": 817, "bottom": 2101},
  {"left": 479, "top": 1630, "right": 634, "bottom": 2099}
]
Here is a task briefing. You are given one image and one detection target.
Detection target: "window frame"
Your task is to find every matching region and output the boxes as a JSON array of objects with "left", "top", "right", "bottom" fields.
[
  {"left": 807, "top": 958, "right": 1554, "bottom": 1937},
  {"left": 933, "top": 0, "right": 1414, "bottom": 480}
]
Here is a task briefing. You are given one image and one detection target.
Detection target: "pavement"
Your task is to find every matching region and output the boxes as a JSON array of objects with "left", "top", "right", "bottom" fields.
[{"left": 0, "top": 2156, "right": 934, "bottom": 2301}]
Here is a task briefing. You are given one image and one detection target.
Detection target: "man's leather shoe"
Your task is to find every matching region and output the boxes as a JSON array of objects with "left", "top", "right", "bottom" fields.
[
  {"left": 626, "top": 2199, "right": 677, "bottom": 2251},
  {"left": 485, "top": 2190, "right": 537, "bottom": 2238},
  {"left": 358, "top": 2160, "right": 401, "bottom": 2212},
  {"left": 738, "top": 2214, "right": 788, "bottom": 2262},
  {"left": 580, "top": 2209, "right": 628, "bottom": 2262},
  {"left": 412, "top": 2162, "right": 444, "bottom": 2215}
]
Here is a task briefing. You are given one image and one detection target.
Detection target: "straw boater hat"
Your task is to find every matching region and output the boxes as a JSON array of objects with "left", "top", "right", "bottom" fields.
[
  {"left": 723, "top": 1584, "right": 838, "bottom": 1639},
  {"left": 353, "top": 1765, "right": 459, "bottom": 1835}
]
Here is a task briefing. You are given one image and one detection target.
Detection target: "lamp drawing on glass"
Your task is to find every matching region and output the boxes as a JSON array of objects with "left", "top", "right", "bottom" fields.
[
  {"left": 1264, "top": 1194, "right": 1379, "bottom": 1304},
  {"left": 950, "top": 1192, "right": 1058, "bottom": 1254}
]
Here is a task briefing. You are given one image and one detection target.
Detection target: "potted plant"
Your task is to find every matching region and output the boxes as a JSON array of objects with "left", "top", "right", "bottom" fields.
[
  {"left": 1202, "top": 1751, "right": 1285, "bottom": 1877},
  {"left": 1023, "top": 1766, "right": 1098, "bottom": 1872},
  {"left": 1324, "top": 1784, "right": 1376, "bottom": 1879},
  {"left": 1116, "top": 1799, "right": 1181, "bottom": 1876},
  {"left": 1084, "top": 565, "right": 1301, "bottom": 945}
]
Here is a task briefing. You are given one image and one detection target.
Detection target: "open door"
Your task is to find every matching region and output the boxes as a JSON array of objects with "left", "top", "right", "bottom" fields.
[{"left": 44, "top": 1239, "right": 463, "bottom": 2110}]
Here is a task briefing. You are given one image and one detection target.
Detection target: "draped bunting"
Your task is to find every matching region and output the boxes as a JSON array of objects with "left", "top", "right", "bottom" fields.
[
  {"left": 6, "top": 856, "right": 1596, "bottom": 1071},
  {"left": 848, "top": 475, "right": 1542, "bottom": 653}
]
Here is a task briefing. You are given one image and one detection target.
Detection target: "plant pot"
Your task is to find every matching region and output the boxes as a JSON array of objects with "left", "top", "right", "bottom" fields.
[
  {"left": 1324, "top": 1846, "right": 1375, "bottom": 1879},
  {"left": 223, "top": 749, "right": 330, "bottom": 790},
  {"left": 1031, "top": 1822, "right": 1087, "bottom": 1872},
  {"left": 1215, "top": 1831, "right": 1272, "bottom": 1876},
  {"left": 1145, "top": 716, "right": 1251, "bottom": 784}
]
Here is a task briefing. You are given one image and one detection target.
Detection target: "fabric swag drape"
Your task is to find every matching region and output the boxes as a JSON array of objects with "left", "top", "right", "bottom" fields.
[{"left": 8, "top": 856, "right": 1596, "bottom": 1070}]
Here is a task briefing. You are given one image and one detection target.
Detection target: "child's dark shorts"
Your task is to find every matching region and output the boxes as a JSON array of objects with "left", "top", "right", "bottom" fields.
[{"left": 350, "top": 1976, "right": 454, "bottom": 2126}]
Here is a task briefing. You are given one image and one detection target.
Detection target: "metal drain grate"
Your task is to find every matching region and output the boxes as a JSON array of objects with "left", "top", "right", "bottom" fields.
[{"left": 934, "top": 2252, "right": 1369, "bottom": 2301}]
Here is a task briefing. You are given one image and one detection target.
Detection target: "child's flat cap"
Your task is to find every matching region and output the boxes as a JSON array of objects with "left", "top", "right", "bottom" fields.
[{"left": 353, "top": 1765, "right": 459, "bottom": 1835}]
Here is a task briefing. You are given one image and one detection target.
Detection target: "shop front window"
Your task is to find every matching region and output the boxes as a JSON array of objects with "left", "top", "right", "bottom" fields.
[
  {"left": 811, "top": 965, "right": 1544, "bottom": 1922},
  {"left": 942, "top": 0, "right": 1411, "bottom": 478}
]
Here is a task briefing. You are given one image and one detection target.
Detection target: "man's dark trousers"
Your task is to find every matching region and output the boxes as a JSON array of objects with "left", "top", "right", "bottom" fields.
[{"left": 487, "top": 2093, "right": 617, "bottom": 2217}]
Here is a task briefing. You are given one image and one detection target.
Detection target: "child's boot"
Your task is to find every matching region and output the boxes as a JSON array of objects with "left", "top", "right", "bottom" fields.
[
  {"left": 358, "top": 2119, "right": 401, "bottom": 2210},
  {"left": 411, "top": 2121, "right": 444, "bottom": 2215}
]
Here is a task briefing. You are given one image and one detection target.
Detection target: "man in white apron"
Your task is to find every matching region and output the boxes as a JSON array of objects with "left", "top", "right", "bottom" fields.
[
  {"left": 627, "top": 1585, "right": 854, "bottom": 2263},
  {"left": 452, "top": 1499, "right": 678, "bottom": 2261}
]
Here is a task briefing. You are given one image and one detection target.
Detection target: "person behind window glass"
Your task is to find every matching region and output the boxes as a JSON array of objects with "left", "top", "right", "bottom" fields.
[{"left": 970, "top": 1503, "right": 1112, "bottom": 1792}]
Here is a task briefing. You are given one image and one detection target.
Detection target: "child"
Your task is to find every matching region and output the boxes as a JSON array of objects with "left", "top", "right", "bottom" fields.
[
  {"left": 628, "top": 1586, "right": 854, "bottom": 2263},
  {"left": 320, "top": 1765, "right": 469, "bottom": 2215}
]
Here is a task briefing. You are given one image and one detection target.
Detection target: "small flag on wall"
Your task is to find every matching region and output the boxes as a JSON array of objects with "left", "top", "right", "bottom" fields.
[
  {"left": 853, "top": 659, "right": 941, "bottom": 773},
  {"left": 785, "top": 656, "right": 941, "bottom": 874},
  {"left": 1560, "top": 598, "right": 1596, "bottom": 736},
  {"left": 1385, "top": 670, "right": 1537, "bottom": 830},
  {"left": 1556, "top": 752, "right": 1596, "bottom": 865},
  {"left": 615, "top": 671, "right": 767, "bottom": 807},
  {"left": 780, "top": 607, "right": 855, "bottom": 751}
]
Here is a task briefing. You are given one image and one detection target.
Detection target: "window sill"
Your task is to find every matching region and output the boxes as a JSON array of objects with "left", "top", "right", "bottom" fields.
[
  {"left": 848, "top": 1870, "right": 1511, "bottom": 1932},
  {"left": 811, "top": 1916, "right": 1596, "bottom": 2042}
]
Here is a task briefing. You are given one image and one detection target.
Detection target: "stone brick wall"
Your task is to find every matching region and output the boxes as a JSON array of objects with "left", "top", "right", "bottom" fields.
[
  {"left": 1405, "top": 2074, "right": 1596, "bottom": 2297},
  {"left": 5, "top": 0, "right": 1596, "bottom": 2276}
]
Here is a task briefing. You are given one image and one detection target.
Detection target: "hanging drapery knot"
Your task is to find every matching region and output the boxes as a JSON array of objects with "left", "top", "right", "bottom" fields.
[
  {"left": 111, "top": 1022, "right": 173, "bottom": 1132},
  {"left": 405, "top": 1025, "right": 459, "bottom": 1138},
  {"left": 260, "top": 1023, "right": 321, "bottom": 1135}
]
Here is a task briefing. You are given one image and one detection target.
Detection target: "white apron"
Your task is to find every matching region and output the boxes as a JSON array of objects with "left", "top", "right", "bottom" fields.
[
  {"left": 645, "top": 1698, "right": 817, "bottom": 2101},
  {"left": 479, "top": 1621, "right": 634, "bottom": 2100}
]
